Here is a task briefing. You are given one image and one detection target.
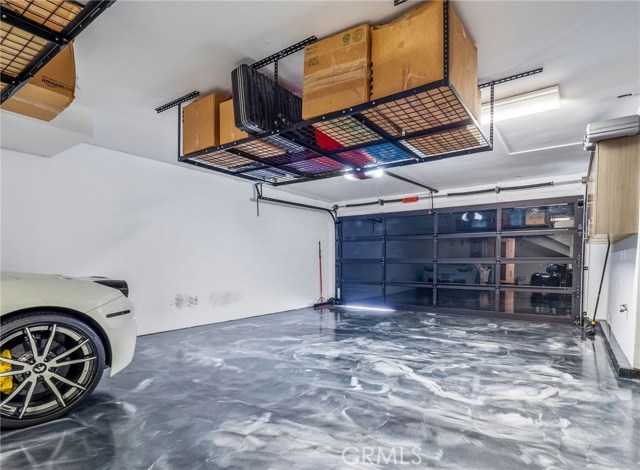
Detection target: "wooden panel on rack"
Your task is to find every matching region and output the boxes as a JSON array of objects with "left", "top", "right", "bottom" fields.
[{"left": 589, "top": 134, "right": 640, "bottom": 243}]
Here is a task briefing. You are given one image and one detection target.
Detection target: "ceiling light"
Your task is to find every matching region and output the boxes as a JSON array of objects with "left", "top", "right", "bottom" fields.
[
  {"left": 344, "top": 169, "right": 385, "bottom": 181},
  {"left": 482, "top": 86, "right": 560, "bottom": 123}
]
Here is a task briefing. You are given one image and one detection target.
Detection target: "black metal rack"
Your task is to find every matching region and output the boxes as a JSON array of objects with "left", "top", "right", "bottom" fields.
[
  {"left": 178, "top": 0, "right": 495, "bottom": 187},
  {"left": 180, "top": 78, "right": 493, "bottom": 187},
  {"left": 0, "top": 0, "right": 115, "bottom": 103}
]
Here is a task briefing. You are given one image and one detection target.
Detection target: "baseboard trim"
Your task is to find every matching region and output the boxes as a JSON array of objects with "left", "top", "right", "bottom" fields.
[{"left": 596, "top": 321, "right": 640, "bottom": 380}]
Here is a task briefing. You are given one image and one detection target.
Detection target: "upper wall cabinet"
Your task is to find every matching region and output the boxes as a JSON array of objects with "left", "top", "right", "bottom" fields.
[{"left": 587, "top": 135, "right": 640, "bottom": 243}]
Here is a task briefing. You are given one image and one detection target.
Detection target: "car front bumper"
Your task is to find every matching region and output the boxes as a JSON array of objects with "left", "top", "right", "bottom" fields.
[{"left": 87, "top": 295, "right": 137, "bottom": 376}]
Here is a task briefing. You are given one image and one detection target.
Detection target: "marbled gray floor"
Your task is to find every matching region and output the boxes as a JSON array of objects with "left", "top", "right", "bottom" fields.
[{"left": 1, "top": 309, "right": 639, "bottom": 469}]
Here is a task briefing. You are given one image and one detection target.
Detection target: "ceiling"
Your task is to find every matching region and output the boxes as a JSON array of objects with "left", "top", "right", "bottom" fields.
[{"left": 1, "top": 0, "right": 639, "bottom": 203}]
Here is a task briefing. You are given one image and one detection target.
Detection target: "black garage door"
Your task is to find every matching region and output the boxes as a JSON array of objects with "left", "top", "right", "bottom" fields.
[{"left": 336, "top": 196, "right": 583, "bottom": 324}]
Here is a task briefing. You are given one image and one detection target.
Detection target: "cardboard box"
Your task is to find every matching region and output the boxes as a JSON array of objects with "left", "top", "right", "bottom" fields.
[
  {"left": 302, "top": 24, "right": 371, "bottom": 120},
  {"left": 525, "top": 208, "right": 546, "bottom": 226},
  {"left": 1, "top": 43, "right": 76, "bottom": 122},
  {"left": 182, "top": 93, "right": 226, "bottom": 155},
  {"left": 219, "top": 98, "right": 249, "bottom": 145},
  {"left": 371, "top": 0, "right": 480, "bottom": 120}
]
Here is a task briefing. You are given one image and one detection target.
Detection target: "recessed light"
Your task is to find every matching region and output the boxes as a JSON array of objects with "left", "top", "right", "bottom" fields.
[{"left": 344, "top": 169, "right": 385, "bottom": 181}]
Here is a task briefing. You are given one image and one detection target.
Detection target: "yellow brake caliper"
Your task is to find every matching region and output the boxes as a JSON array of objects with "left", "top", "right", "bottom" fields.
[{"left": 0, "top": 349, "right": 14, "bottom": 394}]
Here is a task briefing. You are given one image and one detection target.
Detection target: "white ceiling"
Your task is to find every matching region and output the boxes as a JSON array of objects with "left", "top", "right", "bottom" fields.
[{"left": 1, "top": 0, "right": 639, "bottom": 203}]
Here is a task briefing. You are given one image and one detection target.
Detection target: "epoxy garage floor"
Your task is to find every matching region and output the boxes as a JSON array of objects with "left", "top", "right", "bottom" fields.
[{"left": 2, "top": 309, "right": 639, "bottom": 469}]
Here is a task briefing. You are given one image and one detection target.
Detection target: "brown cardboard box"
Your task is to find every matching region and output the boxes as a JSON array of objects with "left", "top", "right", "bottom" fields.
[
  {"left": 525, "top": 208, "right": 547, "bottom": 226},
  {"left": 302, "top": 24, "right": 371, "bottom": 120},
  {"left": 219, "top": 99, "right": 249, "bottom": 145},
  {"left": 2, "top": 43, "right": 76, "bottom": 122},
  {"left": 371, "top": 0, "right": 480, "bottom": 120},
  {"left": 182, "top": 93, "right": 226, "bottom": 155}
]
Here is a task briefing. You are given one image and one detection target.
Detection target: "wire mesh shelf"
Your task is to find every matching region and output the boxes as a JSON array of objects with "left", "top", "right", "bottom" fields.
[
  {"left": 0, "top": 0, "right": 111, "bottom": 103},
  {"left": 178, "top": 0, "right": 492, "bottom": 186},
  {"left": 1, "top": 0, "right": 82, "bottom": 32},
  {"left": 1, "top": 22, "right": 49, "bottom": 78},
  {"left": 362, "top": 86, "right": 470, "bottom": 137},
  {"left": 189, "top": 150, "right": 260, "bottom": 173},
  {"left": 181, "top": 78, "right": 492, "bottom": 186},
  {"left": 402, "top": 125, "right": 487, "bottom": 158}
]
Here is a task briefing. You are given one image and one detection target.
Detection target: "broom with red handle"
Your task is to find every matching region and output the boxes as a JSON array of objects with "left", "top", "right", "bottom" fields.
[{"left": 317, "top": 241, "right": 326, "bottom": 304}]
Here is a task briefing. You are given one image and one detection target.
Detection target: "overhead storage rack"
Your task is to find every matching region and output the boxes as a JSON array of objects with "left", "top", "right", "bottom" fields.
[
  {"left": 178, "top": 0, "right": 494, "bottom": 187},
  {"left": 181, "top": 82, "right": 492, "bottom": 187},
  {"left": 0, "top": 0, "right": 114, "bottom": 103}
]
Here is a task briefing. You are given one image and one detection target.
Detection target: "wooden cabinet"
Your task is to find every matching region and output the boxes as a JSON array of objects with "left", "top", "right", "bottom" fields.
[{"left": 586, "top": 135, "right": 640, "bottom": 243}]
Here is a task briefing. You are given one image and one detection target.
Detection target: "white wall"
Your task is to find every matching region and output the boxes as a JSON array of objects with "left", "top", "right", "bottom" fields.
[
  {"left": 583, "top": 242, "right": 609, "bottom": 324},
  {"left": 585, "top": 235, "right": 640, "bottom": 368},
  {"left": 607, "top": 236, "right": 638, "bottom": 365},
  {"left": 1, "top": 145, "right": 335, "bottom": 335}
]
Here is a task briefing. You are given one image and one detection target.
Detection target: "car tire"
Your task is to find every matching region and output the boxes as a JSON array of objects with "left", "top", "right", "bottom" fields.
[{"left": 0, "top": 311, "right": 105, "bottom": 429}]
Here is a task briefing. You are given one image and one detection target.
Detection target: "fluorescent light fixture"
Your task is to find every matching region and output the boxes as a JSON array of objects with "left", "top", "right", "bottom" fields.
[
  {"left": 343, "top": 305, "right": 396, "bottom": 312},
  {"left": 482, "top": 86, "right": 560, "bottom": 123},
  {"left": 507, "top": 141, "right": 582, "bottom": 155},
  {"left": 344, "top": 168, "right": 385, "bottom": 181}
]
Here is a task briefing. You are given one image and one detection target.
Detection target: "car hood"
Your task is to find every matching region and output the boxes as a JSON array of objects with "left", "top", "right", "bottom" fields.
[{"left": 1, "top": 272, "right": 123, "bottom": 316}]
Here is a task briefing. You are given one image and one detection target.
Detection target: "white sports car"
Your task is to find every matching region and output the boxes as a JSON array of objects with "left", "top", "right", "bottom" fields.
[{"left": 0, "top": 272, "right": 137, "bottom": 429}]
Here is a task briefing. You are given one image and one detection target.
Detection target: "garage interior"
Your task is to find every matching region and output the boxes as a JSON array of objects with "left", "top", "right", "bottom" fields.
[{"left": 1, "top": 0, "right": 639, "bottom": 468}]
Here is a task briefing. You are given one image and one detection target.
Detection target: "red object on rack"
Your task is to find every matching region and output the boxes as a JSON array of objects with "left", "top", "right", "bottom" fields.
[{"left": 314, "top": 128, "right": 374, "bottom": 167}]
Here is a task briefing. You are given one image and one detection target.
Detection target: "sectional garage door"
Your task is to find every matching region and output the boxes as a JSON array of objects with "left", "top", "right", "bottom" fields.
[{"left": 336, "top": 197, "right": 583, "bottom": 323}]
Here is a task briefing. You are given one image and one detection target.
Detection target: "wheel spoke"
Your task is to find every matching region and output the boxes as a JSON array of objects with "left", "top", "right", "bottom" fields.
[
  {"left": 18, "top": 378, "right": 37, "bottom": 419},
  {"left": 0, "top": 356, "right": 28, "bottom": 368},
  {"left": 43, "top": 375, "right": 66, "bottom": 407},
  {"left": 50, "top": 339, "right": 89, "bottom": 363},
  {"left": 50, "top": 372, "right": 86, "bottom": 391},
  {"left": 0, "top": 376, "right": 33, "bottom": 407},
  {"left": 54, "top": 356, "right": 96, "bottom": 368},
  {"left": 0, "top": 370, "right": 23, "bottom": 378},
  {"left": 24, "top": 327, "right": 39, "bottom": 359},
  {"left": 42, "top": 324, "right": 58, "bottom": 358}
]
